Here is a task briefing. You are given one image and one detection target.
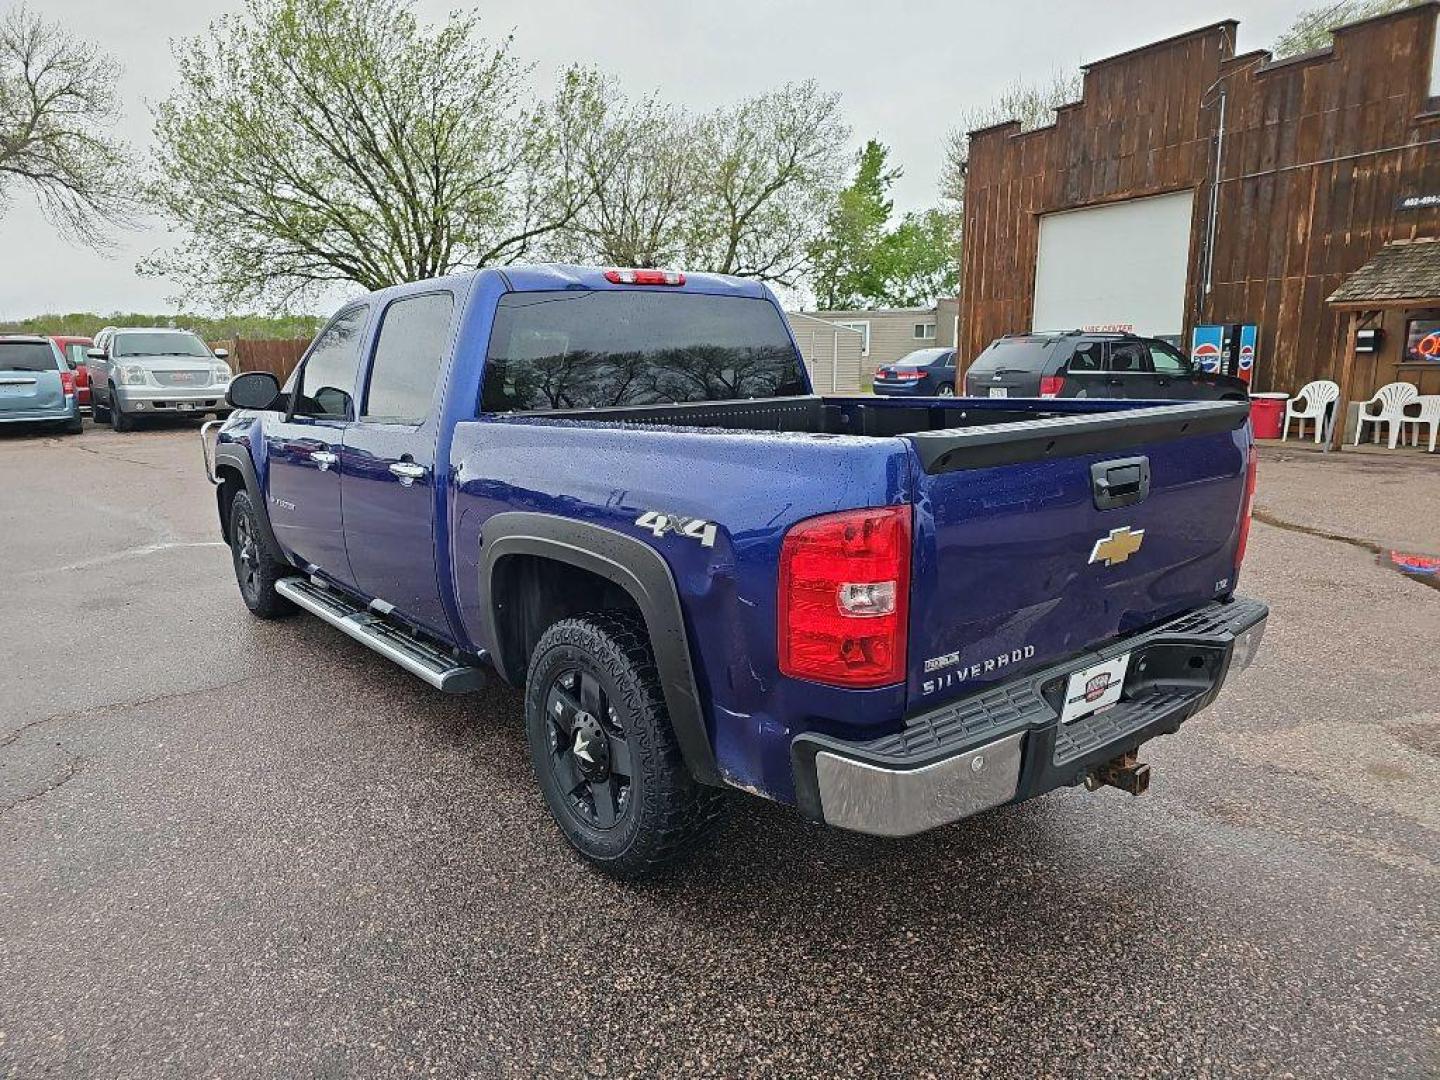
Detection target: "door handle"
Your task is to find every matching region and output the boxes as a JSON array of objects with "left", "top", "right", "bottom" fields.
[
  {"left": 389, "top": 461, "right": 427, "bottom": 486},
  {"left": 310, "top": 450, "right": 338, "bottom": 470}
]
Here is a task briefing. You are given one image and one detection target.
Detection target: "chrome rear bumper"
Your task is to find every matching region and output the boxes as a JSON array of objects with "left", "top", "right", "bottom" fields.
[
  {"left": 792, "top": 597, "right": 1268, "bottom": 837},
  {"left": 813, "top": 730, "right": 1025, "bottom": 837}
]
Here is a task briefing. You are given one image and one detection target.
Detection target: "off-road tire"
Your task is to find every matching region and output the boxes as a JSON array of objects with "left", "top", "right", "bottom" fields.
[
  {"left": 525, "top": 612, "right": 725, "bottom": 878},
  {"left": 228, "top": 489, "right": 294, "bottom": 619},
  {"left": 109, "top": 386, "right": 134, "bottom": 432}
]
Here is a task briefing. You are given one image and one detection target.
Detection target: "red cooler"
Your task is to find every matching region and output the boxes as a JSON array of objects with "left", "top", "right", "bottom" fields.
[{"left": 1249, "top": 392, "right": 1288, "bottom": 440}]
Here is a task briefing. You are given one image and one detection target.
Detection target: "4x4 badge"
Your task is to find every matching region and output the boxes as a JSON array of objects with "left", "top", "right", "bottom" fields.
[
  {"left": 1089, "top": 526, "right": 1145, "bottom": 567},
  {"left": 635, "top": 510, "right": 718, "bottom": 548}
]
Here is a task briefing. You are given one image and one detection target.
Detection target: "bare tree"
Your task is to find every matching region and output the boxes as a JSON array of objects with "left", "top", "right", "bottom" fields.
[
  {"left": 938, "top": 72, "right": 1082, "bottom": 231},
  {"left": 0, "top": 5, "right": 132, "bottom": 245},
  {"left": 684, "top": 82, "right": 849, "bottom": 286},
  {"left": 145, "top": 0, "right": 600, "bottom": 309},
  {"left": 566, "top": 76, "right": 695, "bottom": 268},
  {"left": 563, "top": 79, "right": 849, "bottom": 286},
  {"left": 1271, "top": 0, "right": 1416, "bottom": 59}
]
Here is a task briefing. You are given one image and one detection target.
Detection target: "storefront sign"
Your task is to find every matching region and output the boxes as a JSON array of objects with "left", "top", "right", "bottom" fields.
[
  {"left": 1403, "top": 318, "right": 1440, "bottom": 361},
  {"left": 1396, "top": 193, "right": 1440, "bottom": 211}
]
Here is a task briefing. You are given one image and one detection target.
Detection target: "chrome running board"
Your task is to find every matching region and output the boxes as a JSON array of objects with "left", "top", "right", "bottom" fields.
[{"left": 275, "top": 577, "right": 486, "bottom": 693}]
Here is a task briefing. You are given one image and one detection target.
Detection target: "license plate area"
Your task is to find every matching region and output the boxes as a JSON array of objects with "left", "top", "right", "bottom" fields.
[
  {"left": 1059, "top": 653, "right": 1130, "bottom": 724},
  {"left": 988, "top": 387, "right": 1008, "bottom": 398},
  {"left": 176, "top": 402, "right": 195, "bottom": 411}
]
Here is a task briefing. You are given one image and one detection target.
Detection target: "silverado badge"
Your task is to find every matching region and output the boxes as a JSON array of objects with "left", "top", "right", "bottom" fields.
[{"left": 1089, "top": 526, "right": 1145, "bottom": 567}]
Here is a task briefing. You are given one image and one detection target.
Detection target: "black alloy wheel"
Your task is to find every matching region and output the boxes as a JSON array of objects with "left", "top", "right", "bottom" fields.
[
  {"left": 524, "top": 612, "right": 724, "bottom": 877},
  {"left": 542, "top": 667, "right": 634, "bottom": 829}
]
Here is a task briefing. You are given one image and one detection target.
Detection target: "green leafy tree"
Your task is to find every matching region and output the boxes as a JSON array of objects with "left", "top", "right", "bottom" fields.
[
  {"left": 145, "top": 0, "right": 599, "bottom": 308},
  {"left": 1272, "top": 0, "right": 1416, "bottom": 58},
  {"left": 808, "top": 140, "right": 899, "bottom": 309},
  {"left": 876, "top": 207, "right": 961, "bottom": 309},
  {"left": 0, "top": 311, "right": 326, "bottom": 339},
  {"left": 807, "top": 140, "right": 958, "bottom": 309},
  {"left": 0, "top": 5, "right": 133, "bottom": 245}
]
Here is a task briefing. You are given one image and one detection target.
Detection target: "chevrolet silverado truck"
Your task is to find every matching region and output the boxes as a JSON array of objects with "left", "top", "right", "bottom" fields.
[{"left": 205, "top": 265, "right": 1267, "bottom": 877}]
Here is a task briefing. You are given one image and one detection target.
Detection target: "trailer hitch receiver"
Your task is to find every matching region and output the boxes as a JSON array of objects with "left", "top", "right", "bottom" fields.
[{"left": 1085, "top": 752, "right": 1151, "bottom": 796}]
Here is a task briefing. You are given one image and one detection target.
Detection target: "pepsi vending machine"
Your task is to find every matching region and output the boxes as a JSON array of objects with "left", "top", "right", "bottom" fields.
[{"left": 1190, "top": 324, "right": 1257, "bottom": 384}]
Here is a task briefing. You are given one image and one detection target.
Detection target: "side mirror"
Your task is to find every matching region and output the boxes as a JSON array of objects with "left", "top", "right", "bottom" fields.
[
  {"left": 66, "top": 357, "right": 79, "bottom": 371},
  {"left": 226, "top": 370, "right": 281, "bottom": 411},
  {"left": 86, "top": 348, "right": 104, "bottom": 361},
  {"left": 213, "top": 348, "right": 230, "bottom": 360}
]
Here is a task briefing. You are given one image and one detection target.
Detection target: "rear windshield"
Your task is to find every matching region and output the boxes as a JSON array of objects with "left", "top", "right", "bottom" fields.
[
  {"left": 967, "top": 337, "right": 1058, "bottom": 374},
  {"left": 892, "top": 348, "right": 949, "bottom": 368},
  {"left": 113, "top": 332, "right": 211, "bottom": 358},
  {"left": 0, "top": 342, "right": 59, "bottom": 372},
  {"left": 481, "top": 290, "right": 807, "bottom": 413}
]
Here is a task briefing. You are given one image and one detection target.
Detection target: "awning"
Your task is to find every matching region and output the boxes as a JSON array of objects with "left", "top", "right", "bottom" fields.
[{"left": 1329, "top": 238, "right": 1440, "bottom": 309}]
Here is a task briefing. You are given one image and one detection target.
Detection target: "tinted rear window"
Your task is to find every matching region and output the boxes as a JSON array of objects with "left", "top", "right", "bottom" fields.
[
  {"left": 0, "top": 342, "right": 59, "bottom": 371},
  {"left": 481, "top": 291, "right": 806, "bottom": 413},
  {"left": 893, "top": 348, "right": 950, "bottom": 368},
  {"left": 967, "top": 337, "right": 1058, "bottom": 374}
]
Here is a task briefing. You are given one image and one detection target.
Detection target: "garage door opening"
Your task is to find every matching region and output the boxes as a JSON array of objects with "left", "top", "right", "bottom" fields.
[{"left": 1032, "top": 190, "right": 1195, "bottom": 341}]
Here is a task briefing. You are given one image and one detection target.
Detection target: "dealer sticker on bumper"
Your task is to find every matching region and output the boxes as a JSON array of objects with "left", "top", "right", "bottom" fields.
[{"left": 1059, "top": 652, "right": 1130, "bottom": 724}]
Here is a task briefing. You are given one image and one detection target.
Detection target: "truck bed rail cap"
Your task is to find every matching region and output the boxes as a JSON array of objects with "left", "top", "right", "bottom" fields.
[{"left": 907, "top": 400, "right": 1250, "bottom": 473}]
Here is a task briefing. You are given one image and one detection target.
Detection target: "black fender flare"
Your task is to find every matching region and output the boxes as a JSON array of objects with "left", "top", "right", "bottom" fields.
[
  {"left": 212, "top": 442, "right": 286, "bottom": 561},
  {"left": 480, "top": 511, "right": 720, "bottom": 786}
]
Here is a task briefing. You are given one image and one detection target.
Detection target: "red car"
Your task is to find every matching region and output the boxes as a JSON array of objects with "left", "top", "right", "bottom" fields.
[{"left": 50, "top": 336, "right": 93, "bottom": 409}]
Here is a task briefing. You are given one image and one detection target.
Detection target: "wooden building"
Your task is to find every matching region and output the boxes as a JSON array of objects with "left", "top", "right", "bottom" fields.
[{"left": 958, "top": 4, "right": 1440, "bottom": 402}]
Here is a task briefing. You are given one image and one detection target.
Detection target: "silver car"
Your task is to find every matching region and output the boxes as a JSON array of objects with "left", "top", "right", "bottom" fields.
[
  {"left": 0, "top": 335, "right": 83, "bottom": 434},
  {"left": 88, "top": 327, "right": 233, "bottom": 431}
]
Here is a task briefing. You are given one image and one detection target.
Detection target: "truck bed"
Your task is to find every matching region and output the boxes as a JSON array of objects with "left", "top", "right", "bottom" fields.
[{"left": 506, "top": 394, "right": 1250, "bottom": 473}]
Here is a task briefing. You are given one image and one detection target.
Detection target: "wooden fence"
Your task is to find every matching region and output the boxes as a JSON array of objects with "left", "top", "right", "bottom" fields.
[{"left": 210, "top": 337, "right": 311, "bottom": 382}]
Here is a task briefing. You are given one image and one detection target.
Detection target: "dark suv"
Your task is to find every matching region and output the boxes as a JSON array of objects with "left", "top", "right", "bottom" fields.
[{"left": 963, "top": 332, "right": 1250, "bottom": 401}]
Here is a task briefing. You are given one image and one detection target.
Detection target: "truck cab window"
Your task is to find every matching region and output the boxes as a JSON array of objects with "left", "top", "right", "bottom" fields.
[
  {"left": 361, "top": 292, "right": 455, "bottom": 424},
  {"left": 295, "top": 305, "right": 369, "bottom": 419}
]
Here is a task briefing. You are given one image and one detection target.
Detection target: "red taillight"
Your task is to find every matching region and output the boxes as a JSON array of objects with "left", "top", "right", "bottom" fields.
[
  {"left": 604, "top": 268, "right": 685, "bottom": 286},
  {"left": 1039, "top": 375, "right": 1065, "bottom": 398},
  {"left": 1234, "top": 445, "right": 1259, "bottom": 569},
  {"left": 778, "top": 505, "right": 911, "bottom": 688},
  {"left": 896, "top": 369, "right": 925, "bottom": 380},
  {"left": 60, "top": 370, "right": 75, "bottom": 396}
]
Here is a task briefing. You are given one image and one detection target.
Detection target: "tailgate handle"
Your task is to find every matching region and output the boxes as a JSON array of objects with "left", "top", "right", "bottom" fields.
[{"left": 1091, "top": 456, "right": 1150, "bottom": 510}]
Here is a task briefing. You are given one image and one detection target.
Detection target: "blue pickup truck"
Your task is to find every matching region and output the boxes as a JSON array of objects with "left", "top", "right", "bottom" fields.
[{"left": 206, "top": 265, "right": 1267, "bottom": 876}]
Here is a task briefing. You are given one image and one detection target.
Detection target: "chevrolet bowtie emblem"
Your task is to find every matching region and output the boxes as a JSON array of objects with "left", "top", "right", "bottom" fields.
[{"left": 1089, "top": 526, "right": 1145, "bottom": 567}]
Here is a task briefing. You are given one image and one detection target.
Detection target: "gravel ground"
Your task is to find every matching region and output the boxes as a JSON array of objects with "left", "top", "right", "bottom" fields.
[{"left": 1, "top": 421, "right": 1436, "bottom": 1079}]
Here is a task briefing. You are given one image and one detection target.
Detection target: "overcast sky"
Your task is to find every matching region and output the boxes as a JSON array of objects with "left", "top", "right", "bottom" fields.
[{"left": 0, "top": 0, "right": 1305, "bottom": 318}]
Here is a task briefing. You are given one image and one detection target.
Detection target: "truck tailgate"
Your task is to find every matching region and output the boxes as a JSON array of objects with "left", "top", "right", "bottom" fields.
[{"left": 903, "top": 401, "right": 1251, "bottom": 710}]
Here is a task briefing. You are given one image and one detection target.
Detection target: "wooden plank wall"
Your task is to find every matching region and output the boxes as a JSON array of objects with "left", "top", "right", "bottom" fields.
[
  {"left": 958, "top": 7, "right": 1440, "bottom": 397},
  {"left": 959, "top": 23, "right": 1232, "bottom": 365}
]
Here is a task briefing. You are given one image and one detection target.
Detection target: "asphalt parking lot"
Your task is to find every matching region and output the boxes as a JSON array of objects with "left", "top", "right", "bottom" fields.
[{"left": 1, "top": 420, "right": 1436, "bottom": 1079}]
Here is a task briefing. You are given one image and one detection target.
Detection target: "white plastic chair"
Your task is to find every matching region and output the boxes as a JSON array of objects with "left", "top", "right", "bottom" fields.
[
  {"left": 1354, "top": 382, "right": 1419, "bottom": 449},
  {"left": 1404, "top": 395, "right": 1440, "bottom": 453},
  {"left": 1283, "top": 379, "right": 1339, "bottom": 443}
]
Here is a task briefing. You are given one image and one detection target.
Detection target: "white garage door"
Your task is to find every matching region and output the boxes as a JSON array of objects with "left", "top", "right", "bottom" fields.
[{"left": 1032, "top": 191, "right": 1195, "bottom": 339}]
